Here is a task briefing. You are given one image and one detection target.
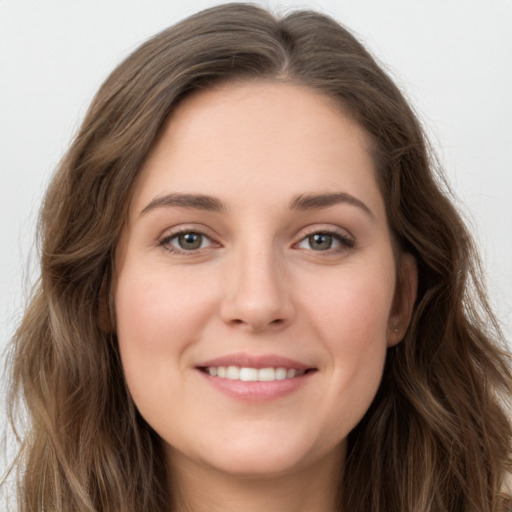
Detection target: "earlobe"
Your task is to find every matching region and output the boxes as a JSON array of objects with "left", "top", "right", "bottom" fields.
[{"left": 387, "top": 253, "right": 418, "bottom": 347}]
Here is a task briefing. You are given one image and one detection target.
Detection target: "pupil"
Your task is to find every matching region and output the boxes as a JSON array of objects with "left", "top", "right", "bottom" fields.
[
  {"left": 310, "top": 233, "right": 332, "bottom": 250},
  {"left": 178, "top": 233, "right": 202, "bottom": 250}
]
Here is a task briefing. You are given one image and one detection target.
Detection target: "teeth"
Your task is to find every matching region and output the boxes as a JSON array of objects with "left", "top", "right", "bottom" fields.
[
  {"left": 204, "top": 366, "right": 306, "bottom": 381},
  {"left": 226, "top": 366, "right": 239, "bottom": 380},
  {"left": 239, "top": 367, "right": 258, "bottom": 381},
  {"left": 258, "top": 368, "right": 275, "bottom": 381},
  {"left": 276, "top": 368, "right": 287, "bottom": 380}
]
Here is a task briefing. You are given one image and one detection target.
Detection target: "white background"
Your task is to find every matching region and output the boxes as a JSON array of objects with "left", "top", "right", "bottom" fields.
[{"left": 1, "top": 0, "right": 511, "bottom": 475}]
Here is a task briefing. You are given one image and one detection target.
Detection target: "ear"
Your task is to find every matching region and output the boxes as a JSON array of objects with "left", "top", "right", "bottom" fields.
[{"left": 387, "top": 253, "right": 417, "bottom": 347}]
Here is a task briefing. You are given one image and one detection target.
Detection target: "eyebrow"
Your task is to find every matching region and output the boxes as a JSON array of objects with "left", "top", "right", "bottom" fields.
[
  {"left": 140, "top": 193, "right": 224, "bottom": 215},
  {"left": 290, "top": 192, "right": 374, "bottom": 218},
  {"left": 140, "top": 191, "right": 373, "bottom": 218}
]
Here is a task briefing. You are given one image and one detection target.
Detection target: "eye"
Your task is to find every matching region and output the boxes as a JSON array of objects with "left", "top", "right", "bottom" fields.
[
  {"left": 160, "top": 231, "right": 215, "bottom": 253},
  {"left": 296, "top": 231, "right": 354, "bottom": 252}
]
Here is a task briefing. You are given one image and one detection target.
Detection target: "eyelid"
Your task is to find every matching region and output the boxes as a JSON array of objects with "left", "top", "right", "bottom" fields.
[
  {"left": 157, "top": 225, "right": 221, "bottom": 255},
  {"left": 292, "top": 225, "right": 355, "bottom": 251},
  {"left": 296, "top": 224, "right": 354, "bottom": 241},
  {"left": 155, "top": 223, "right": 355, "bottom": 256},
  {"left": 158, "top": 223, "right": 218, "bottom": 240}
]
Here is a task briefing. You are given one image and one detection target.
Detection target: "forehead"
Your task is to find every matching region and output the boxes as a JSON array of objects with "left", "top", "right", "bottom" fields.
[{"left": 131, "top": 80, "right": 384, "bottom": 219}]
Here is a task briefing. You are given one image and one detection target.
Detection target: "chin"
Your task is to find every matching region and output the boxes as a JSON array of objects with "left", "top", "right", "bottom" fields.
[
  {"left": 210, "top": 448, "right": 305, "bottom": 478},
  {"left": 169, "top": 426, "right": 344, "bottom": 480}
]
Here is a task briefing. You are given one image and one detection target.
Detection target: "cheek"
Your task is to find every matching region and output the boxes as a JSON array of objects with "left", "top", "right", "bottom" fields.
[
  {"left": 113, "top": 262, "right": 217, "bottom": 410},
  {"left": 322, "top": 284, "right": 391, "bottom": 384},
  {"left": 302, "top": 260, "right": 395, "bottom": 423},
  {"left": 115, "top": 262, "right": 215, "bottom": 351},
  {"left": 307, "top": 258, "right": 395, "bottom": 347}
]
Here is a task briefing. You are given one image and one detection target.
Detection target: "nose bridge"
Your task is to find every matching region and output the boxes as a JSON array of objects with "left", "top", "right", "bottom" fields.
[{"left": 220, "top": 237, "right": 293, "bottom": 330}]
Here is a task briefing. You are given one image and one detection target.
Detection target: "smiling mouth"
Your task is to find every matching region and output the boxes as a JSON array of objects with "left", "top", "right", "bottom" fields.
[{"left": 198, "top": 366, "right": 316, "bottom": 382}]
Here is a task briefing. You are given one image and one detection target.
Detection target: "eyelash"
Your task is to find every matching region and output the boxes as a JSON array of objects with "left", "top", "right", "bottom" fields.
[
  {"left": 158, "top": 229, "right": 217, "bottom": 255},
  {"left": 294, "top": 230, "right": 355, "bottom": 253},
  {"left": 158, "top": 228, "right": 355, "bottom": 256}
]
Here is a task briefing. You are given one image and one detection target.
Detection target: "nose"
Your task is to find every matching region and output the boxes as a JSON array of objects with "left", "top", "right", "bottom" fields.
[{"left": 219, "top": 247, "right": 295, "bottom": 332}]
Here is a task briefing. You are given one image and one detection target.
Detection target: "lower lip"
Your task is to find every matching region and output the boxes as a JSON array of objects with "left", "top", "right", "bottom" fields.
[{"left": 197, "top": 370, "right": 315, "bottom": 402}]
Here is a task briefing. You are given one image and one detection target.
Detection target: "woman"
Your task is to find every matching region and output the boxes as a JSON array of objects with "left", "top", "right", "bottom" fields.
[{"left": 6, "top": 3, "right": 511, "bottom": 511}]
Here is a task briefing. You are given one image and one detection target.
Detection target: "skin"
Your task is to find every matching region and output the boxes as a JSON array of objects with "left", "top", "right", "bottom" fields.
[{"left": 114, "top": 81, "right": 417, "bottom": 512}]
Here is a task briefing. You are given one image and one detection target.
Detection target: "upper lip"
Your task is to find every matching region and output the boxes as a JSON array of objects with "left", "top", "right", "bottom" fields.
[{"left": 196, "top": 353, "right": 314, "bottom": 370}]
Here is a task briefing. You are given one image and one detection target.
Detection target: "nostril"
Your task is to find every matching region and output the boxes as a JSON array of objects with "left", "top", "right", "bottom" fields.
[{"left": 227, "top": 316, "right": 287, "bottom": 331}]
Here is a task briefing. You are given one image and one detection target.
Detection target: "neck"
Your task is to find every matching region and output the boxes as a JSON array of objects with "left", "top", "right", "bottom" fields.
[{"left": 167, "top": 445, "right": 345, "bottom": 512}]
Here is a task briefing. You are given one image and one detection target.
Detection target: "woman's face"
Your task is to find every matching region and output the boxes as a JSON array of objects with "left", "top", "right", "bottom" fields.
[{"left": 114, "top": 81, "right": 416, "bottom": 479}]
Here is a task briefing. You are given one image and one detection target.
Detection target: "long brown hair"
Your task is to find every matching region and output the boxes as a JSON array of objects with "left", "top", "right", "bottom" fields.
[{"left": 5, "top": 3, "right": 511, "bottom": 510}]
